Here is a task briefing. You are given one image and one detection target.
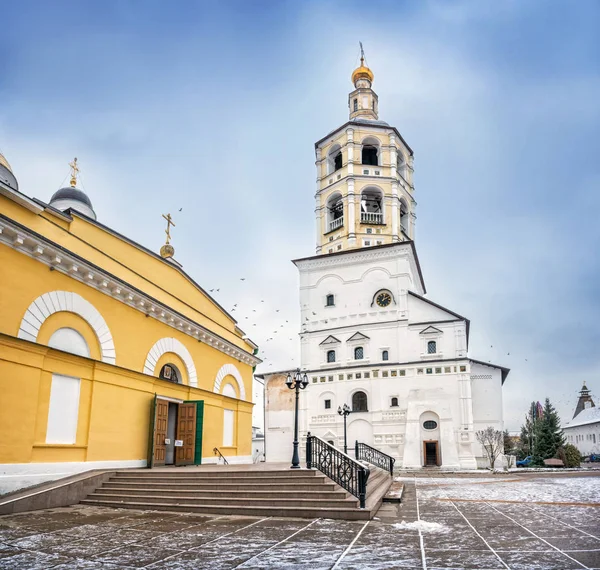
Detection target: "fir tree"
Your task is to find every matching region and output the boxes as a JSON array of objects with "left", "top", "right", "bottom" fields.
[
  {"left": 534, "top": 398, "right": 565, "bottom": 464},
  {"left": 518, "top": 401, "right": 538, "bottom": 459}
]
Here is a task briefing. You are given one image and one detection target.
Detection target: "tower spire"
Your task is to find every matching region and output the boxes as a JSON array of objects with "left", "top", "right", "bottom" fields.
[{"left": 349, "top": 44, "right": 377, "bottom": 120}]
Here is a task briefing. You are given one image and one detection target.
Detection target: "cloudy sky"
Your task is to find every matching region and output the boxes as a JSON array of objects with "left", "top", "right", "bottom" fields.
[{"left": 1, "top": 0, "right": 598, "bottom": 431}]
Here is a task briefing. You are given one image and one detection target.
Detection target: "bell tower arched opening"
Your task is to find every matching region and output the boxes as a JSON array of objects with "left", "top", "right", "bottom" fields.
[{"left": 327, "top": 192, "right": 344, "bottom": 233}]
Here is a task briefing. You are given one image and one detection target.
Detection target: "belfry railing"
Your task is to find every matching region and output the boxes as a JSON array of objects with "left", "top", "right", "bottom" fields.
[
  {"left": 355, "top": 441, "right": 395, "bottom": 475},
  {"left": 306, "top": 433, "right": 369, "bottom": 508}
]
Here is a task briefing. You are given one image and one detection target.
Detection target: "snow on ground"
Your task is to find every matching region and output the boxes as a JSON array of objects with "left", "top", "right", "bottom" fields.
[
  {"left": 416, "top": 475, "right": 600, "bottom": 504},
  {"left": 392, "top": 520, "right": 449, "bottom": 533}
]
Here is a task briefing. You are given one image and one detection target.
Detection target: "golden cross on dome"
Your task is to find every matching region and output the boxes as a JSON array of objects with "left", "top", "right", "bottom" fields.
[
  {"left": 69, "top": 157, "right": 79, "bottom": 187},
  {"left": 162, "top": 213, "right": 175, "bottom": 244}
]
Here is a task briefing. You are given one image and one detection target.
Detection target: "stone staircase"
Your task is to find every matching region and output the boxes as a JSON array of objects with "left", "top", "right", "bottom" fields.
[{"left": 80, "top": 465, "right": 391, "bottom": 520}]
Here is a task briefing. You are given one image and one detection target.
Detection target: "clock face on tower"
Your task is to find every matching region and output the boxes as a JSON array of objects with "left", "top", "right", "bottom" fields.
[{"left": 376, "top": 291, "right": 392, "bottom": 307}]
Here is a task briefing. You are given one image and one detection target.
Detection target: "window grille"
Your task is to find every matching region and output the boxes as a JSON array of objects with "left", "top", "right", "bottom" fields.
[
  {"left": 427, "top": 340, "right": 437, "bottom": 354},
  {"left": 352, "top": 391, "right": 368, "bottom": 412},
  {"left": 327, "top": 350, "right": 335, "bottom": 363},
  {"left": 354, "top": 346, "right": 364, "bottom": 360}
]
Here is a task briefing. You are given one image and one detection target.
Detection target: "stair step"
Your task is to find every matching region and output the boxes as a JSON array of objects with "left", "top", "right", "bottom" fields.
[
  {"left": 110, "top": 475, "right": 327, "bottom": 484},
  {"left": 79, "top": 499, "right": 371, "bottom": 521},
  {"left": 103, "top": 481, "right": 337, "bottom": 492},
  {"left": 86, "top": 493, "right": 355, "bottom": 509},
  {"left": 113, "top": 469, "right": 318, "bottom": 478},
  {"left": 96, "top": 488, "right": 348, "bottom": 500}
]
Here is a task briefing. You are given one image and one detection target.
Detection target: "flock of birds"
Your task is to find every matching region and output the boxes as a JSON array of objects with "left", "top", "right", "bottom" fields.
[{"left": 204, "top": 276, "right": 534, "bottom": 372}]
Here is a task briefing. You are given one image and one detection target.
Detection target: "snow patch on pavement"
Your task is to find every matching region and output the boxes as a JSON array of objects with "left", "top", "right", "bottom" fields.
[{"left": 392, "top": 520, "right": 449, "bottom": 533}]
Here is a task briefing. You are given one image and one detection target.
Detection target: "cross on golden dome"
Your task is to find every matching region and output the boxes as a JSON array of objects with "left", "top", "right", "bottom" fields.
[
  {"left": 69, "top": 157, "right": 79, "bottom": 188},
  {"left": 352, "top": 42, "right": 374, "bottom": 85}
]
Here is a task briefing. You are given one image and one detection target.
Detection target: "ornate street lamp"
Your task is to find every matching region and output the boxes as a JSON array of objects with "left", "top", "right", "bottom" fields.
[
  {"left": 286, "top": 368, "right": 309, "bottom": 469},
  {"left": 338, "top": 403, "right": 351, "bottom": 454}
]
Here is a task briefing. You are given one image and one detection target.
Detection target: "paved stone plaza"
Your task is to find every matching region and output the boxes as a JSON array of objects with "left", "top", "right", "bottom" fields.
[{"left": 0, "top": 472, "right": 598, "bottom": 569}]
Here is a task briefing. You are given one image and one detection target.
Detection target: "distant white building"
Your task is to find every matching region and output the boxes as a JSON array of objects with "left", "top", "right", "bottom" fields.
[
  {"left": 259, "top": 55, "right": 509, "bottom": 470},
  {"left": 564, "top": 383, "right": 599, "bottom": 456}
]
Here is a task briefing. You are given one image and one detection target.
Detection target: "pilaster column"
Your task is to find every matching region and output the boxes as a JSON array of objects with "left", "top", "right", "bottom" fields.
[
  {"left": 389, "top": 134, "right": 397, "bottom": 178},
  {"left": 391, "top": 181, "right": 399, "bottom": 242},
  {"left": 315, "top": 148, "right": 322, "bottom": 182},
  {"left": 346, "top": 129, "right": 354, "bottom": 175},
  {"left": 315, "top": 195, "right": 322, "bottom": 254},
  {"left": 347, "top": 178, "right": 356, "bottom": 246}
]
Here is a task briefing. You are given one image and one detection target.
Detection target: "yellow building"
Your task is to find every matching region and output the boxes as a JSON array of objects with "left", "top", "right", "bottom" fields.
[{"left": 0, "top": 155, "right": 260, "bottom": 494}]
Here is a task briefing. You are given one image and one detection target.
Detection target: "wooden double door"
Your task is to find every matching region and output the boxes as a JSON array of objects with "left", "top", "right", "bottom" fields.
[{"left": 149, "top": 396, "right": 204, "bottom": 467}]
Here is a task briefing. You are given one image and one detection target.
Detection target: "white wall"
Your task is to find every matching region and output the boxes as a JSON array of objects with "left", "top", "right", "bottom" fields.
[
  {"left": 564, "top": 423, "right": 600, "bottom": 456},
  {"left": 46, "top": 374, "right": 81, "bottom": 444}
]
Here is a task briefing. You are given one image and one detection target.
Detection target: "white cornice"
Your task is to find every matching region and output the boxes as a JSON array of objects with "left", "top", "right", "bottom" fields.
[
  {"left": 0, "top": 218, "right": 261, "bottom": 366},
  {"left": 295, "top": 242, "right": 411, "bottom": 271}
]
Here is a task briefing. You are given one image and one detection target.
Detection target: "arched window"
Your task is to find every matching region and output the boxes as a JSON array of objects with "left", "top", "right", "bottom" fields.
[
  {"left": 326, "top": 294, "right": 335, "bottom": 307},
  {"left": 159, "top": 363, "right": 181, "bottom": 384},
  {"left": 360, "top": 188, "right": 383, "bottom": 224},
  {"left": 361, "top": 137, "right": 380, "bottom": 166},
  {"left": 391, "top": 397, "right": 398, "bottom": 407},
  {"left": 400, "top": 198, "right": 409, "bottom": 235},
  {"left": 427, "top": 341, "right": 437, "bottom": 354},
  {"left": 48, "top": 327, "right": 90, "bottom": 358},
  {"left": 327, "top": 350, "right": 336, "bottom": 363},
  {"left": 352, "top": 391, "right": 368, "bottom": 412},
  {"left": 362, "top": 146, "right": 378, "bottom": 165},
  {"left": 334, "top": 151, "right": 342, "bottom": 171},
  {"left": 397, "top": 153, "right": 406, "bottom": 178},
  {"left": 382, "top": 350, "right": 389, "bottom": 361},
  {"left": 327, "top": 193, "right": 344, "bottom": 232},
  {"left": 327, "top": 144, "right": 343, "bottom": 174},
  {"left": 328, "top": 440, "right": 335, "bottom": 446},
  {"left": 354, "top": 346, "right": 364, "bottom": 360}
]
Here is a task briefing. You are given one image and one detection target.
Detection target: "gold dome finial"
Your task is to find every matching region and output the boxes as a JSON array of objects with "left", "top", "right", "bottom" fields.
[
  {"left": 352, "top": 42, "right": 374, "bottom": 85},
  {"left": 160, "top": 212, "right": 176, "bottom": 258},
  {"left": 69, "top": 157, "right": 80, "bottom": 187}
]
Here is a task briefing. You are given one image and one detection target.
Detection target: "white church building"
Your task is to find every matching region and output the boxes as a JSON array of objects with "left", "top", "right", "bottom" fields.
[{"left": 260, "top": 54, "right": 509, "bottom": 469}]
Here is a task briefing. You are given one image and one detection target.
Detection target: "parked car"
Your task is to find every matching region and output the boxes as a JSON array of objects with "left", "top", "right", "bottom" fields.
[
  {"left": 516, "top": 456, "right": 533, "bottom": 467},
  {"left": 584, "top": 454, "right": 600, "bottom": 463}
]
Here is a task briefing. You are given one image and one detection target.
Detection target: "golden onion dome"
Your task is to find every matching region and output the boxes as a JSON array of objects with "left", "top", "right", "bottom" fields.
[
  {"left": 0, "top": 152, "right": 12, "bottom": 173},
  {"left": 352, "top": 57, "right": 374, "bottom": 84}
]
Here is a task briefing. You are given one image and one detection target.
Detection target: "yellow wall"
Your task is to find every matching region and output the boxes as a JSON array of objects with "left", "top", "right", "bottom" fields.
[
  {"left": 0, "top": 246, "right": 254, "bottom": 400},
  {"left": 0, "top": 204, "right": 257, "bottom": 466},
  {"left": 0, "top": 335, "right": 253, "bottom": 464}
]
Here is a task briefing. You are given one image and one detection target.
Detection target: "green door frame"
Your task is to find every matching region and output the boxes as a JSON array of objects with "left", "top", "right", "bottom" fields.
[{"left": 184, "top": 400, "right": 204, "bottom": 465}]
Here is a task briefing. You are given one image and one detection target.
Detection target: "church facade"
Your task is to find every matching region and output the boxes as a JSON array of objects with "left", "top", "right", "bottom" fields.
[
  {"left": 262, "top": 56, "right": 509, "bottom": 469},
  {"left": 0, "top": 155, "right": 260, "bottom": 494}
]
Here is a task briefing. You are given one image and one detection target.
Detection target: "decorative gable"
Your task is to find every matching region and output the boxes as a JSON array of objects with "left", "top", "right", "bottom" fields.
[
  {"left": 419, "top": 326, "right": 443, "bottom": 335},
  {"left": 319, "top": 335, "right": 341, "bottom": 346},
  {"left": 347, "top": 332, "right": 370, "bottom": 342}
]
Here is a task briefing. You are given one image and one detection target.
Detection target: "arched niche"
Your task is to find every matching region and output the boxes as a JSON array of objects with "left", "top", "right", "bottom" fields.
[
  {"left": 213, "top": 363, "right": 246, "bottom": 401},
  {"left": 144, "top": 338, "right": 197, "bottom": 387},
  {"left": 18, "top": 291, "right": 115, "bottom": 364}
]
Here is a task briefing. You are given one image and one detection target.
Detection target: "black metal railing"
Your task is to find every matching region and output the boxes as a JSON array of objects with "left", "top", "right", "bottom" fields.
[
  {"left": 213, "top": 447, "right": 229, "bottom": 465},
  {"left": 355, "top": 441, "right": 395, "bottom": 475},
  {"left": 306, "top": 433, "right": 369, "bottom": 508}
]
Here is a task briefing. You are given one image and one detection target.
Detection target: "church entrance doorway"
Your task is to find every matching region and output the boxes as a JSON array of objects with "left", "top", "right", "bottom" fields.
[
  {"left": 148, "top": 396, "right": 204, "bottom": 467},
  {"left": 423, "top": 441, "right": 439, "bottom": 466}
]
